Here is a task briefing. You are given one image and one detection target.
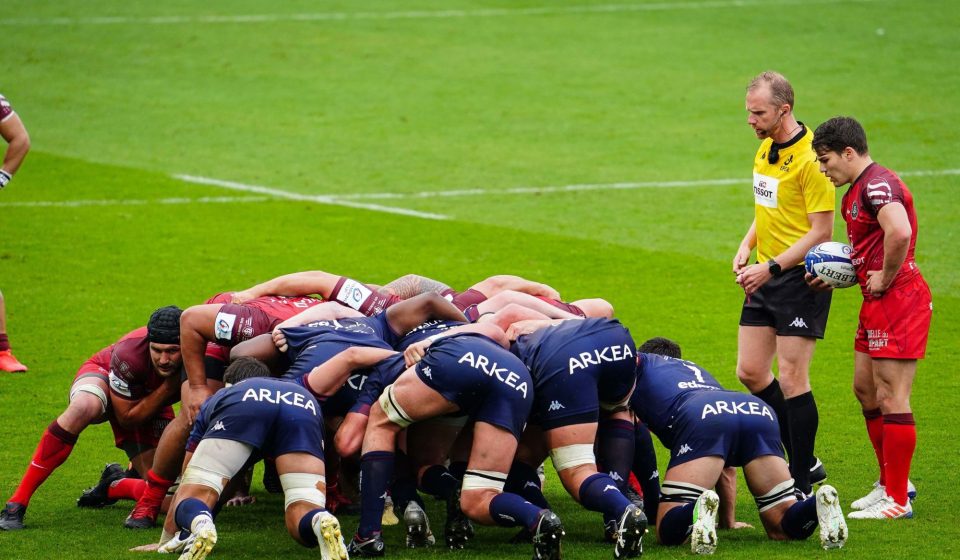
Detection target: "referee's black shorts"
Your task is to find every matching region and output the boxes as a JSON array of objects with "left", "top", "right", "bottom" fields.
[{"left": 739, "top": 266, "right": 832, "bottom": 338}]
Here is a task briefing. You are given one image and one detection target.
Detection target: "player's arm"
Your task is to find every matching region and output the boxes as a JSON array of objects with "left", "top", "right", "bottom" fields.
[
  {"left": 738, "top": 211, "right": 833, "bottom": 295},
  {"left": 275, "top": 301, "right": 363, "bottom": 330},
  {"left": 110, "top": 375, "right": 180, "bottom": 429},
  {"left": 0, "top": 111, "right": 30, "bottom": 188},
  {"left": 475, "top": 291, "right": 581, "bottom": 320},
  {"left": 305, "top": 346, "right": 399, "bottom": 398},
  {"left": 233, "top": 270, "right": 342, "bottom": 302},
  {"left": 403, "top": 322, "right": 509, "bottom": 366},
  {"left": 178, "top": 304, "right": 221, "bottom": 422},
  {"left": 470, "top": 274, "right": 561, "bottom": 300},
  {"left": 505, "top": 318, "right": 567, "bottom": 341},
  {"left": 384, "top": 292, "right": 468, "bottom": 335},
  {"left": 868, "top": 202, "right": 912, "bottom": 296},
  {"left": 716, "top": 467, "right": 752, "bottom": 529},
  {"left": 382, "top": 274, "right": 452, "bottom": 299},
  {"left": 733, "top": 220, "right": 757, "bottom": 274}
]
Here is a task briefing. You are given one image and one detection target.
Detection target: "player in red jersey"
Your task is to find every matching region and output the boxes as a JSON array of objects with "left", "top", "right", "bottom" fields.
[
  {"left": 0, "top": 307, "right": 183, "bottom": 531},
  {"left": 811, "top": 117, "right": 932, "bottom": 520},
  {"left": 0, "top": 93, "right": 32, "bottom": 373}
]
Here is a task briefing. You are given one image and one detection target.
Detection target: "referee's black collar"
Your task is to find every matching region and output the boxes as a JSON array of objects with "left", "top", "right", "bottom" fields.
[{"left": 771, "top": 122, "right": 807, "bottom": 150}]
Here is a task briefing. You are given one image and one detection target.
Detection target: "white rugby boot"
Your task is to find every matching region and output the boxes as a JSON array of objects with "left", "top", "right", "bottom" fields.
[
  {"left": 312, "top": 510, "right": 348, "bottom": 560},
  {"left": 178, "top": 515, "right": 217, "bottom": 560},
  {"left": 848, "top": 495, "right": 913, "bottom": 520},
  {"left": 816, "top": 485, "right": 848, "bottom": 549},
  {"left": 690, "top": 490, "right": 719, "bottom": 555}
]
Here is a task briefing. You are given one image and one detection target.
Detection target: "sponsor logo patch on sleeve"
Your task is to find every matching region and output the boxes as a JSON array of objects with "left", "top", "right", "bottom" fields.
[
  {"left": 214, "top": 312, "right": 237, "bottom": 342},
  {"left": 109, "top": 371, "right": 132, "bottom": 397}
]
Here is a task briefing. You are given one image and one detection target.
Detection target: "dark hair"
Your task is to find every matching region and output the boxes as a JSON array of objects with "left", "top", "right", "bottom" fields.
[
  {"left": 147, "top": 305, "right": 182, "bottom": 344},
  {"left": 637, "top": 337, "right": 682, "bottom": 359},
  {"left": 813, "top": 116, "right": 869, "bottom": 156},
  {"left": 223, "top": 356, "right": 271, "bottom": 385},
  {"left": 747, "top": 71, "right": 795, "bottom": 110}
]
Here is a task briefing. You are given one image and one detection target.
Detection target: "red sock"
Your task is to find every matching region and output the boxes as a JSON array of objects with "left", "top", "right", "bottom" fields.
[
  {"left": 10, "top": 421, "right": 79, "bottom": 506},
  {"left": 138, "top": 470, "right": 175, "bottom": 508},
  {"left": 863, "top": 408, "right": 884, "bottom": 485},
  {"left": 108, "top": 478, "right": 146, "bottom": 501},
  {"left": 0, "top": 333, "right": 10, "bottom": 352},
  {"left": 882, "top": 414, "right": 916, "bottom": 506}
]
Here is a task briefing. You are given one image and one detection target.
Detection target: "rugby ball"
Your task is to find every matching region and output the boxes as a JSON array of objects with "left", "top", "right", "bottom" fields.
[{"left": 805, "top": 242, "right": 857, "bottom": 288}]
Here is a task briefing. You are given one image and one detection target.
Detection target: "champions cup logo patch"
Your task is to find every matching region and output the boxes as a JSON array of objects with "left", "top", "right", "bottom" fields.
[
  {"left": 214, "top": 312, "right": 237, "bottom": 342},
  {"left": 336, "top": 279, "right": 373, "bottom": 312},
  {"left": 109, "top": 371, "right": 132, "bottom": 398}
]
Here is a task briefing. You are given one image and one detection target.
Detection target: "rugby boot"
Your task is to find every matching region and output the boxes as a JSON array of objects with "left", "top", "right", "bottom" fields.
[
  {"left": 403, "top": 501, "right": 435, "bottom": 548},
  {"left": 0, "top": 349, "right": 27, "bottom": 372},
  {"left": 816, "top": 485, "right": 848, "bottom": 549},
  {"left": 0, "top": 502, "right": 26, "bottom": 530},
  {"left": 531, "top": 510, "right": 564, "bottom": 560},
  {"left": 613, "top": 504, "right": 647, "bottom": 559},
  {"left": 809, "top": 457, "right": 828, "bottom": 486},
  {"left": 347, "top": 533, "right": 386, "bottom": 557},
  {"left": 124, "top": 499, "right": 160, "bottom": 529},
  {"left": 444, "top": 486, "right": 474, "bottom": 549},
  {"left": 312, "top": 510, "right": 349, "bottom": 560},
  {"left": 382, "top": 494, "right": 399, "bottom": 526},
  {"left": 181, "top": 515, "right": 218, "bottom": 560},
  {"left": 77, "top": 463, "right": 125, "bottom": 508},
  {"left": 851, "top": 480, "right": 917, "bottom": 510},
  {"left": 690, "top": 490, "right": 719, "bottom": 555},
  {"left": 848, "top": 495, "right": 913, "bottom": 519}
]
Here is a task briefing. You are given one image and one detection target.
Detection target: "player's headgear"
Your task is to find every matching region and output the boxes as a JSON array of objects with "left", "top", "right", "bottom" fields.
[{"left": 147, "top": 305, "right": 182, "bottom": 344}]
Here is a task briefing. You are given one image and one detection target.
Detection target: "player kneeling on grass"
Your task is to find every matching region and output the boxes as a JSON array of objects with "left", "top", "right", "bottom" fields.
[
  {"left": 631, "top": 338, "right": 848, "bottom": 554},
  {"left": 158, "top": 357, "right": 347, "bottom": 560}
]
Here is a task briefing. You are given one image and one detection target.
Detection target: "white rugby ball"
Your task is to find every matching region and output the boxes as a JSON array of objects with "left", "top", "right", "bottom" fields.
[{"left": 805, "top": 242, "right": 857, "bottom": 288}]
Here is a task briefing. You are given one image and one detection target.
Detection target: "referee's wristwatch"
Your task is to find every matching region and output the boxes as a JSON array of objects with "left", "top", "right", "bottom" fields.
[{"left": 767, "top": 259, "right": 782, "bottom": 277}]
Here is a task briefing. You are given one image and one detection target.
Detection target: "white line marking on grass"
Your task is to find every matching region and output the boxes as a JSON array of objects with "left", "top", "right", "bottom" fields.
[
  {"left": 0, "top": 195, "right": 270, "bottom": 208},
  {"left": 173, "top": 174, "right": 449, "bottom": 220},
  {"left": 0, "top": 0, "right": 876, "bottom": 26},
  {"left": 333, "top": 168, "right": 960, "bottom": 200}
]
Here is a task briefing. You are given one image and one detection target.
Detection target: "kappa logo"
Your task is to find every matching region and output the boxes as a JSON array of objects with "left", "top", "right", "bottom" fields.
[
  {"left": 211, "top": 420, "right": 226, "bottom": 432},
  {"left": 609, "top": 472, "right": 624, "bottom": 482},
  {"left": 421, "top": 366, "right": 432, "bottom": 379},
  {"left": 677, "top": 444, "right": 693, "bottom": 456},
  {"left": 789, "top": 317, "right": 808, "bottom": 328},
  {"left": 547, "top": 400, "right": 565, "bottom": 411},
  {"left": 603, "top": 484, "right": 618, "bottom": 493},
  {"left": 524, "top": 481, "right": 540, "bottom": 489}
]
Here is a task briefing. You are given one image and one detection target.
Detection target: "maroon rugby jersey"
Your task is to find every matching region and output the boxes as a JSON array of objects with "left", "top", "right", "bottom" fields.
[
  {"left": 242, "top": 295, "right": 324, "bottom": 321},
  {"left": 0, "top": 94, "right": 13, "bottom": 122},
  {"left": 842, "top": 163, "right": 921, "bottom": 292},
  {"left": 108, "top": 327, "right": 172, "bottom": 401}
]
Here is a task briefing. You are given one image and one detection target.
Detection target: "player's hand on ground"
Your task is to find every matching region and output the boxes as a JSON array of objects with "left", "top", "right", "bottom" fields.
[
  {"left": 404, "top": 339, "right": 432, "bottom": 367},
  {"left": 804, "top": 272, "right": 834, "bottom": 292},
  {"left": 225, "top": 494, "right": 256, "bottom": 507},
  {"left": 272, "top": 327, "right": 289, "bottom": 353},
  {"left": 128, "top": 542, "right": 160, "bottom": 553},
  {"left": 721, "top": 520, "right": 754, "bottom": 530},
  {"left": 185, "top": 384, "right": 213, "bottom": 423}
]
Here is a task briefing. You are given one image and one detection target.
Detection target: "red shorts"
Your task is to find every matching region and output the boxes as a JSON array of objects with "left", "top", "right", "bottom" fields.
[
  {"left": 447, "top": 288, "right": 488, "bottom": 311},
  {"left": 109, "top": 406, "right": 175, "bottom": 457},
  {"left": 855, "top": 274, "right": 932, "bottom": 359},
  {"left": 73, "top": 358, "right": 109, "bottom": 383}
]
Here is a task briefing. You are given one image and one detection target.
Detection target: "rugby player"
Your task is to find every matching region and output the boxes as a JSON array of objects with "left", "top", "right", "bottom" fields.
[
  {"left": 157, "top": 357, "right": 348, "bottom": 560},
  {"left": 812, "top": 116, "right": 931, "bottom": 519},
  {"left": 0, "top": 306, "right": 183, "bottom": 530},
  {"left": 630, "top": 338, "right": 847, "bottom": 553}
]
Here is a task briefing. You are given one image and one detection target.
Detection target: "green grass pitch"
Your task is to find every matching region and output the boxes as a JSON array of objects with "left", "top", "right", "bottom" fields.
[{"left": 1, "top": 0, "right": 958, "bottom": 558}]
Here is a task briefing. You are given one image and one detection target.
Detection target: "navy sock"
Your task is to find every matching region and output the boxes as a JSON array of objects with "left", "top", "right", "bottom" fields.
[
  {"left": 633, "top": 422, "right": 660, "bottom": 523},
  {"left": 504, "top": 461, "right": 550, "bottom": 509},
  {"left": 754, "top": 379, "right": 791, "bottom": 460},
  {"left": 786, "top": 392, "right": 819, "bottom": 495},
  {"left": 597, "top": 419, "right": 635, "bottom": 489},
  {"left": 357, "top": 451, "right": 394, "bottom": 537},
  {"left": 419, "top": 464, "right": 460, "bottom": 500},
  {"left": 488, "top": 492, "right": 543, "bottom": 530},
  {"left": 175, "top": 498, "right": 212, "bottom": 532},
  {"left": 579, "top": 472, "right": 631, "bottom": 521},
  {"left": 658, "top": 503, "right": 694, "bottom": 546},
  {"left": 297, "top": 508, "right": 325, "bottom": 548},
  {"left": 780, "top": 496, "right": 817, "bottom": 540}
]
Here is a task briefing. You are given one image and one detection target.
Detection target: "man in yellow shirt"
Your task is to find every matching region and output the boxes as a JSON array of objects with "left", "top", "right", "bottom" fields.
[{"left": 733, "top": 72, "right": 834, "bottom": 497}]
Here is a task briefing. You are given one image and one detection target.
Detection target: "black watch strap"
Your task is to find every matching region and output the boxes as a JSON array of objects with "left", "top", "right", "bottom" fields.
[{"left": 767, "top": 259, "right": 782, "bottom": 277}]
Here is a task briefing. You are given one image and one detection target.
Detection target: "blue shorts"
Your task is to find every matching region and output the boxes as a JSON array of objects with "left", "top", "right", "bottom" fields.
[
  {"left": 667, "top": 391, "right": 783, "bottom": 468},
  {"left": 527, "top": 327, "right": 636, "bottom": 430},
  {"left": 416, "top": 334, "right": 533, "bottom": 439},
  {"left": 188, "top": 386, "right": 325, "bottom": 460}
]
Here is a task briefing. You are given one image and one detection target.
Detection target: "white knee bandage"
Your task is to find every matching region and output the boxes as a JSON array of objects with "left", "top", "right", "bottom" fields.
[
  {"left": 549, "top": 444, "right": 596, "bottom": 472},
  {"left": 462, "top": 470, "right": 507, "bottom": 492},
  {"left": 660, "top": 481, "right": 709, "bottom": 504},
  {"left": 378, "top": 385, "right": 414, "bottom": 428},
  {"left": 70, "top": 384, "right": 108, "bottom": 415},
  {"left": 181, "top": 438, "right": 254, "bottom": 494},
  {"left": 755, "top": 479, "right": 797, "bottom": 512},
  {"left": 280, "top": 473, "right": 326, "bottom": 510}
]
